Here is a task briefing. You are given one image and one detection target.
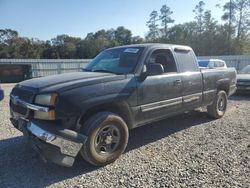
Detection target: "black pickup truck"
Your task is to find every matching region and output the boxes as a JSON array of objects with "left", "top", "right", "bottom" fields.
[{"left": 9, "top": 44, "right": 237, "bottom": 167}]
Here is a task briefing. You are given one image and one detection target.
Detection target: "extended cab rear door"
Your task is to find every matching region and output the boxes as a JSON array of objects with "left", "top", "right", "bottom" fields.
[{"left": 173, "top": 47, "right": 203, "bottom": 109}]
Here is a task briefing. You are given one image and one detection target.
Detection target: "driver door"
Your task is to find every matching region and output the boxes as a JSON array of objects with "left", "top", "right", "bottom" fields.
[{"left": 137, "top": 48, "right": 183, "bottom": 124}]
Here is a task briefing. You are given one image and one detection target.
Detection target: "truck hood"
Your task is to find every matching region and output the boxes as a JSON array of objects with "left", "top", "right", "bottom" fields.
[{"left": 18, "top": 72, "right": 126, "bottom": 93}]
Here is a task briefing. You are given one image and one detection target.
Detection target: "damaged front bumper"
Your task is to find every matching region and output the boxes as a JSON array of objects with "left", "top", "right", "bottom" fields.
[{"left": 10, "top": 116, "right": 87, "bottom": 167}]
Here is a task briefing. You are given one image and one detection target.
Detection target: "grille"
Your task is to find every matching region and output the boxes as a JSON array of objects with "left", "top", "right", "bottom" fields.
[
  {"left": 10, "top": 86, "right": 35, "bottom": 116},
  {"left": 10, "top": 101, "right": 27, "bottom": 115},
  {"left": 11, "top": 87, "right": 34, "bottom": 102}
]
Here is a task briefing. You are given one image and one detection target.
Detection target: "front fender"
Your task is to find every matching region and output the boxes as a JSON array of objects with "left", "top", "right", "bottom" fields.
[
  {"left": 75, "top": 92, "right": 135, "bottom": 130},
  {"left": 57, "top": 75, "right": 137, "bottom": 129}
]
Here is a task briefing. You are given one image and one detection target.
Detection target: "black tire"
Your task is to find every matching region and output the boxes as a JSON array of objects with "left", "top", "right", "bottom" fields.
[
  {"left": 207, "top": 90, "right": 228, "bottom": 119},
  {"left": 79, "top": 112, "right": 129, "bottom": 166}
]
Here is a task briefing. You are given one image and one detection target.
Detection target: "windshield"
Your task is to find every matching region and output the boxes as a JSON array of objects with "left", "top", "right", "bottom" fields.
[
  {"left": 239, "top": 65, "right": 250, "bottom": 74},
  {"left": 198, "top": 60, "right": 209, "bottom": 67},
  {"left": 84, "top": 47, "right": 144, "bottom": 74}
]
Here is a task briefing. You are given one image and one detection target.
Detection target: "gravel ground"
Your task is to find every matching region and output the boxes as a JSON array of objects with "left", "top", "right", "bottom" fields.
[{"left": 0, "top": 84, "right": 249, "bottom": 188}]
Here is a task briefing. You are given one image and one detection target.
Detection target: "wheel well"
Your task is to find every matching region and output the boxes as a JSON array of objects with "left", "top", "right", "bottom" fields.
[
  {"left": 217, "top": 84, "right": 229, "bottom": 95},
  {"left": 78, "top": 102, "right": 133, "bottom": 129}
]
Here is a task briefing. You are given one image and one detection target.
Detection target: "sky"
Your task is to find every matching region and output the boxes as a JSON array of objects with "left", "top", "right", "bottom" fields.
[{"left": 0, "top": 0, "right": 228, "bottom": 40}]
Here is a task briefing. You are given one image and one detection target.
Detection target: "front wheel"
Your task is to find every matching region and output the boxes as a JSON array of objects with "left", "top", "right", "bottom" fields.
[
  {"left": 207, "top": 90, "right": 228, "bottom": 119},
  {"left": 80, "top": 112, "right": 129, "bottom": 166}
]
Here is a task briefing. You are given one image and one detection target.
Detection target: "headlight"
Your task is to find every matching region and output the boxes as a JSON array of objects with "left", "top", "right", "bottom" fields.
[
  {"left": 34, "top": 93, "right": 57, "bottom": 120},
  {"left": 35, "top": 94, "right": 58, "bottom": 106}
]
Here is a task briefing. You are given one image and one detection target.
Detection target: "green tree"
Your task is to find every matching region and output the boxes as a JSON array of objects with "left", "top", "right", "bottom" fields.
[
  {"left": 0, "top": 29, "right": 18, "bottom": 44},
  {"left": 42, "top": 40, "right": 60, "bottom": 59},
  {"left": 51, "top": 35, "right": 81, "bottom": 58},
  {"left": 202, "top": 11, "right": 218, "bottom": 55},
  {"left": 193, "top": 1, "right": 205, "bottom": 35},
  {"left": 159, "top": 4, "right": 174, "bottom": 38},
  {"left": 0, "top": 29, "right": 19, "bottom": 58},
  {"left": 234, "top": 0, "right": 250, "bottom": 40},
  {"left": 114, "top": 26, "right": 132, "bottom": 45},
  {"left": 131, "top": 36, "right": 144, "bottom": 44},
  {"left": 146, "top": 10, "right": 159, "bottom": 41},
  {"left": 222, "top": 0, "right": 237, "bottom": 54}
]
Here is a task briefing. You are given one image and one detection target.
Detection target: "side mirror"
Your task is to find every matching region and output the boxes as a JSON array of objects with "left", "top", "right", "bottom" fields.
[
  {"left": 0, "top": 88, "right": 4, "bottom": 101},
  {"left": 144, "top": 64, "right": 164, "bottom": 76}
]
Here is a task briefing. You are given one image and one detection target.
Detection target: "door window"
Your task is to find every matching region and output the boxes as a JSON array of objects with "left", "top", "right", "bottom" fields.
[{"left": 148, "top": 49, "right": 177, "bottom": 73}]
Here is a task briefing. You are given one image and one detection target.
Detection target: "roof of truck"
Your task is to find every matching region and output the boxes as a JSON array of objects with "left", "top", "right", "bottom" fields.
[{"left": 110, "top": 43, "right": 192, "bottom": 51}]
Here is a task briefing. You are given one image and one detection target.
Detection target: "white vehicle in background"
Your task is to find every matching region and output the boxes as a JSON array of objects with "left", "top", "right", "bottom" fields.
[
  {"left": 198, "top": 59, "right": 227, "bottom": 69},
  {"left": 236, "top": 65, "right": 250, "bottom": 92}
]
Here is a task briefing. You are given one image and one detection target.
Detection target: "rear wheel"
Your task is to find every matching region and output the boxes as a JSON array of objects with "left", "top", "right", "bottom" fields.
[
  {"left": 207, "top": 90, "right": 227, "bottom": 119},
  {"left": 80, "top": 112, "right": 129, "bottom": 166}
]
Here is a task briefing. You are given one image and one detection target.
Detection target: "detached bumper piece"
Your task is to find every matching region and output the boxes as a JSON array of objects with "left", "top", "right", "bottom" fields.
[{"left": 10, "top": 118, "right": 87, "bottom": 167}]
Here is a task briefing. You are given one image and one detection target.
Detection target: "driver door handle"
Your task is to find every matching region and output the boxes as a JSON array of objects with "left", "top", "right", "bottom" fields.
[{"left": 174, "top": 79, "right": 182, "bottom": 86}]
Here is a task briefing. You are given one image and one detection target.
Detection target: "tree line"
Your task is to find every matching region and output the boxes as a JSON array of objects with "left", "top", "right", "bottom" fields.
[
  {"left": 146, "top": 0, "right": 250, "bottom": 56},
  {"left": 0, "top": 0, "right": 250, "bottom": 59},
  {"left": 0, "top": 26, "right": 142, "bottom": 59}
]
